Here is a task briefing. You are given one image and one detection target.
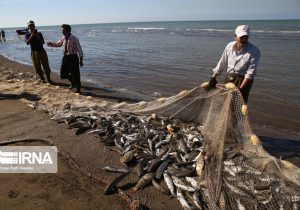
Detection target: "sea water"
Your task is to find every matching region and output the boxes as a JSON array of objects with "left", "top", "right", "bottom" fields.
[{"left": 1, "top": 20, "right": 299, "bottom": 104}]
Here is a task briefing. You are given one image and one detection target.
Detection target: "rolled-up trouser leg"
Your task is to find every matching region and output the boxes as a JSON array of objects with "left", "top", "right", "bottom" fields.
[
  {"left": 40, "top": 50, "right": 51, "bottom": 77},
  {"left": 31, "top": 51, "right": 44, "bottom": 79}
]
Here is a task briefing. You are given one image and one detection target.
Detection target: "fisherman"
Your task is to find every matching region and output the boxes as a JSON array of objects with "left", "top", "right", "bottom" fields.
[
  {"left": 1, "top": 29, "right": 5, "bottom": 42},
  {"left": 207, "top": 25, "right": 261, "bottom": 103},
  {"left": 24, "top": 21, "right": 52, "bottom": 83},
  {"left": 47, "top": 24, "right": 83, "bottom": 94}
]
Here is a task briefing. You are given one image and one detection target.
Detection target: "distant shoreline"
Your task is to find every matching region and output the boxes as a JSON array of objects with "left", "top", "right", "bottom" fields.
[{"left": 2, "top": 19, "right": 300, "bottom": 29}]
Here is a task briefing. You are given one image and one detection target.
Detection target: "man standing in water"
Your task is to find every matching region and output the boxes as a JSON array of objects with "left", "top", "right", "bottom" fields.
[
  {"left": 1, "top": 29, "right": 6, "bottom": 42},
  {"left": 47, "top": 24, "right": 83, "bottom": 94},
  {"left": 24, "top": 21, "right": 52, "bottom": 83},
  {"left": 207, "top": 25, "right": 261, "bottom": 103}
]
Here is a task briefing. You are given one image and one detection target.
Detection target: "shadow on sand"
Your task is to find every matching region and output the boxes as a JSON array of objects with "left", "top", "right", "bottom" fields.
[
  {"left": 0, "top": 92, "right": 40, "bottom": 101},
  {"left": 51, "top": 81, "right": 140, "bottom": 103}
]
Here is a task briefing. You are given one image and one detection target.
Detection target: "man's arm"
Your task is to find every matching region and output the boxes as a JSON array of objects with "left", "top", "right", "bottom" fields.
[
  {"left": 16, "top": 29, "right": 28, "bottom": 35},
  {"left": 25, "top": 32, "right": 35, "bottom": 45},
  {"left": 205, "top": 46, "right": 229, "bottom": 88},
  {"left": 75, "top": 38, "right": 83, "bottom": 66},
  {"left": 240, "top": 49, "right": 261, "bottom": 89},
  {"left": 47, "top": 38, "right": 63, "bottom": 47},
  {"left": 239, "top": 78, "right": 251, "bottom": 89},
  {"left": 212, "top": 46, "right": 229, "bottom": 79}
]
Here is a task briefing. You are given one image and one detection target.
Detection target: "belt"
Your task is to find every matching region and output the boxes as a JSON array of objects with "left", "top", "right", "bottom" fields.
[
  {"left": 64, "top": 53, "right": 77, "bottom": 56},
  {"left": 227, "top": 73, "right": 244, "bottom": 78},
  {"left": 226, "top": 73, "right": 244, "bottom": 83}
]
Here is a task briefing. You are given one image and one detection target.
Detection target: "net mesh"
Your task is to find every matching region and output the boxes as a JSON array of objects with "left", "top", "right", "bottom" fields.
[{"left": 0, "top": 67, "right": 300, "bottom": 210}]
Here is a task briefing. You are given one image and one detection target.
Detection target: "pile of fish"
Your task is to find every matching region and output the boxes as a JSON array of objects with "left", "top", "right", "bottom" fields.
[
  {"left": 51, "top": 110, "right": 212, "bottom": 209},
  {"left": 49, "top": 108, "right": 300, "bottom": 210}
]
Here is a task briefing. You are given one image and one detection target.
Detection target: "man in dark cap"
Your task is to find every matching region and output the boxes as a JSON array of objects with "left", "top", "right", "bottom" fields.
[{"left": 24, "top": 20, "right": 52, "bottom": 83}]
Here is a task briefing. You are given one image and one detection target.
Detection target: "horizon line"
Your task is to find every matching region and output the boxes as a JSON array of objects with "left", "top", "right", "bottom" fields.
[{"left": 3, "top": 18, "right": 300, "bottom": 29}]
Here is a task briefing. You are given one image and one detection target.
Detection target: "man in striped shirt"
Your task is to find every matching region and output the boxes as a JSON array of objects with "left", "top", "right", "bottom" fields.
[
  {"left": 208, "top": 25, "right": 261, "bottom": 103},
  {"left": 47, "top": 24, "right": 83, "bottom": 94}
]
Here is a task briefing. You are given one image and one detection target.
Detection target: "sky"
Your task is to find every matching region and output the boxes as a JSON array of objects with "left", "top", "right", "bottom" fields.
[{"left": 0, "top": 0, "right": 300, "bottom": 28}]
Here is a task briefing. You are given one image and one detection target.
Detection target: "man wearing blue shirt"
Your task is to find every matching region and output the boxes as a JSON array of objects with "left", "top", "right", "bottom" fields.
[{"left": 25, "top": 20, "right": 52, "bottom": 83}]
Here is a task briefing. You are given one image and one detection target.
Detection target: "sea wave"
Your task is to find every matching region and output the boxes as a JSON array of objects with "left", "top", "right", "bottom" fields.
[
  {"left": 0, "top": 53, "right": 31, "bottom": 66},
  {"left": 84, "top": 28, "right": 300, "bottom": 35},
  {"left": 127, "top": 27, "right": 165, "bottom": 30},
  {"left": 253, "top": 30, "right": 300, "bottom": 34},
  {"left": 185, "top": 28, "right": 231, "bottom": 32},
  {"left": 38, "top": 30, "right": 56, "bottom": 32}
]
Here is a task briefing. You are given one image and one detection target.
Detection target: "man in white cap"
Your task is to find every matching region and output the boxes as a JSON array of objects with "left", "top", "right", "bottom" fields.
[{"left": 208, "top": 25, "right": 261, "bottom": 103}]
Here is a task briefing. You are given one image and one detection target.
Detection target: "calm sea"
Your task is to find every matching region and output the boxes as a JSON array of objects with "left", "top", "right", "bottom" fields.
[{"left": 1, "top": 20, "right": 300, "bottom": 104}]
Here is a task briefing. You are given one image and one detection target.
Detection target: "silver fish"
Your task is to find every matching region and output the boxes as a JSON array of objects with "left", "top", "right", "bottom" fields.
[
  {"left": 120, "top": 149, "right": 137, "bottom": 164},
  {"left": 192, "top": 191, "right": 205, "bottom": 210},
  {"left": 230, "top": 165, "right": 243, "bottom": 174},
  {"left": 224, "top": 179, "right": 255, "bottom": 199},
  {"left": 156, "top": 158, "right": 173, "bottom": 179},
  {"left": 104, "top": 171, "right": 130, "bottom": 195},
  {"left": 155, "top": 139, "right": 170, "bottom": 149},
  {"left": 185, "top": 177, "right": 198, "bottom": 189},
  {"left": 152, "top": 179, "right": 170, "bottom": 195},
  {"left": 237, "top": 199, "right": 246, "bottom": 210},
  {"left": 176, "top": 189, "right": 194, "bottom": 210},
  {"left": 103, "top": 166, "right": 129, "bottom": 173},
  {"left": 178, "top": 138, "right": 190, "bottom": 154},
  {"left": 172, "top": 176, "right": 195, "bottom": 192},
  {"left": 291, "top": 195, "right": 300, "bottom": 202},
  {"left": 163, "top": 172, "right": 175, "bottom": 196},
  {"left": 87, "top": 129, "right": 103, "bottom": 135},
  {"left": 133, "top": 172, "right": 155, "bottom": 191},
  {"left": 223, "top": 160, "right": 235, "bottom": 166},
  {"left": 224, "top": 166, "right": 236, "bottom": 177}
]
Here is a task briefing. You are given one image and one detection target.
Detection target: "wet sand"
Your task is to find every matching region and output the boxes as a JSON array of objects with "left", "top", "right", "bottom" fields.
[
  {"left": 0, "top": 55, "right": 299, "bottom": 209},
  {"left": 0, "top": 55, "right": 182, "bottom": 210}
]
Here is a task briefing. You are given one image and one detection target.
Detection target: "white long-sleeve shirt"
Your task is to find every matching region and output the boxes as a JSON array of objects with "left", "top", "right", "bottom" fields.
[
  {"left": 212, "top": 41, "right": 261, "bottom": 80},
  {"left": 51, "top": 34, "right": 83, "bottom": 58}
]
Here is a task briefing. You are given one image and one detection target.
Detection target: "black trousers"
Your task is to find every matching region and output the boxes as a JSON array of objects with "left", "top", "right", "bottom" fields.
[
  {"left": 224, "top": 73, "right": 253, "bottom": 104},
  {"left": 60, "top": 54, "right": 81, "bottom": 88}
]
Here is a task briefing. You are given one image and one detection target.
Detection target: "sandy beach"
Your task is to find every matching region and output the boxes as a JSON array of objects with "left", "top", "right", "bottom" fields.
[
  {"left": 0, "top": 55, "right": 184, "bottom": 210},
  {"left": 0, "top": 54, "right": 299, "bottom": 209}
]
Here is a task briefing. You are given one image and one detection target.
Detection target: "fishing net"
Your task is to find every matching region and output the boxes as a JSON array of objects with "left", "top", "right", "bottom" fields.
[
  {"left": 116, "top": 85, "right": 300, "bottom": 209},
  {"left": 0, "top": 66, "right": 299, "bottom": 210}
]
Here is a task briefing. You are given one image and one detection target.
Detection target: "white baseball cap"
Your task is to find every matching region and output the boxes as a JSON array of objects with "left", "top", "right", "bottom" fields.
[{"left": 235, "top": 25, "right": 249, "bottom": 37}]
